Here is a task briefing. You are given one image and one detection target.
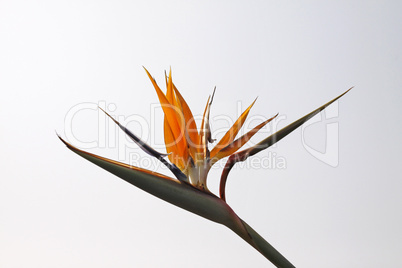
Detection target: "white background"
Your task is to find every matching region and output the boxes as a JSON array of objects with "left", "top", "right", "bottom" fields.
[{"left": 1, "top": 1, "right": 401, "bottom": 267}]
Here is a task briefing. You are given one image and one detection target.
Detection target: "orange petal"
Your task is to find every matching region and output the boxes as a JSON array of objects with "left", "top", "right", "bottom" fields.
[
  {"left": 143, "top": 67, "right": 188, "bottom": 162},
  {"left": 210, "top": 98, "right": 257, "bottom": 158},
  {"left": 165, "top": 70, "right": 192, "bottom": 167},
  {"left": 164, "top": 119, "right": 179, "bottom": 164},
  {"left": 211, "top": 114, "right": 278, "bottom": 165},
  {"left": 172, "top": 83, "right": 199, "bottom": 153},
  {"left": 163, "top": 70, "right": 180, "bottom": 163}
]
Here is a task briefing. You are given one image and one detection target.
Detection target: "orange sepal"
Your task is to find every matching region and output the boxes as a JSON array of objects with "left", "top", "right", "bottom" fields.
[
  {"left": 210, "top": 98, "right": 257, "bottom": 158},
  {"left": 211, "top": 114, "right": 277, "bottom": 164},
  {"left": 143, "top": 67, "right": 188, "bottom": 164}
]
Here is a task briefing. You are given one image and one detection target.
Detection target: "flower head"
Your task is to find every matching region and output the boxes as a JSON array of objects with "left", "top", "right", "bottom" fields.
[
  {"left": 142, "top": 67, "right": 276, "bottom": 195},
  {"left": 59, "top": 68, "right": 351, "bottom": 267}
]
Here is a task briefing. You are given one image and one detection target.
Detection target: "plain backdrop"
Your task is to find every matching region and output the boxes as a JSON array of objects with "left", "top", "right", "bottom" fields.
[{"left": 1, "top": 1, "right": 401, "bottom": 267}]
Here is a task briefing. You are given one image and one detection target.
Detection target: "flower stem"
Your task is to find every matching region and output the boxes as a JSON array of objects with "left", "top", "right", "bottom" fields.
[{"left": 229, "top": 219, "right": 295, "bottom": 268}]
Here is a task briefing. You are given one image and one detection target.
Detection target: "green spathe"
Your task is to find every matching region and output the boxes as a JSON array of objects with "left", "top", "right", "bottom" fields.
[{"left": 59, "top": 136, "right": 294, "bottom": 267}]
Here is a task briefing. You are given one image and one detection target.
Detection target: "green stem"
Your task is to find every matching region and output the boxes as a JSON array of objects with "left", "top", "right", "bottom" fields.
[{"left": 228, "top": 219, "right": 295, "bottom": 268}]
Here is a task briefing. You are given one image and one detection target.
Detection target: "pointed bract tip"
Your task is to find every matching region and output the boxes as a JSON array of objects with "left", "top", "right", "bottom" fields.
[
  {"left": 210, "top": 87, "right": 216, "bottom": 104},
  {"left": 98, "top": 106, "right": 119, "bottom": 125},
  {"left": 57, "top": 134, "right": 73, "bottom": 149}
]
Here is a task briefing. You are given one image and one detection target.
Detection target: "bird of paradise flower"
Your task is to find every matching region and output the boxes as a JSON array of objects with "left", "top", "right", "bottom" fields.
[{"left": 58, "top": 68, "right": 351, "bottom": 267}]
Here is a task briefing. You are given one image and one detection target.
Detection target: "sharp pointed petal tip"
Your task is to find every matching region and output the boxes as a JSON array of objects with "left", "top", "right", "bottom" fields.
[
  {"left": 210, "top": 88, "right": 216, "bottom": 103},
  {"left": 143, "top": 66, "right": 152, "bottom": 77},
  {"left": 57, "top": 134, "right": 71, "bottom": 148},
  {"left": 56, "top": 132, "right": 64, "bottom": 145},
  {"left": 99, "top": 107, "right": 120, "bottom": 125},
  {"left": 266, "top": 113, "right": 278, "bottom": 122},
  {"left": 340, "top": 87, "right": 353, "bottom": 96},
  {"left": 56, "top": 132, "right": 62, "bottom": 140},
  {"left": 330, "top": 87, "right": 352, "bottom": 103},
  {"left": 251, "top": 97, "right": 258, "bottom": 106}
]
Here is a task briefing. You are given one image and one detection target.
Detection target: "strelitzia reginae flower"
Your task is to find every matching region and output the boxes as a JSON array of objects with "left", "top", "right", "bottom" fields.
[{"left": 59, "top": 67, "right": 351, "bottom": 268}]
